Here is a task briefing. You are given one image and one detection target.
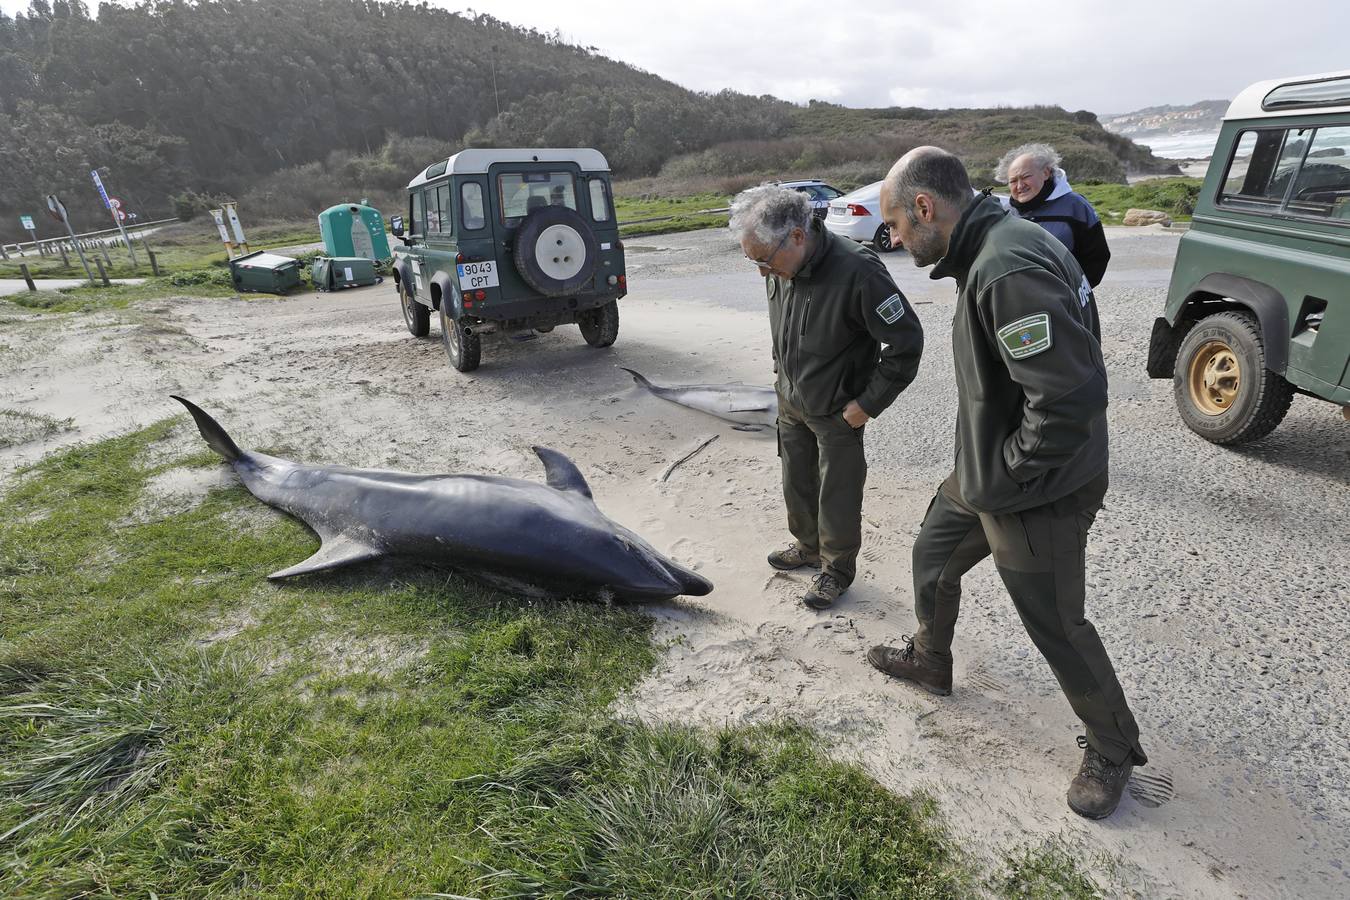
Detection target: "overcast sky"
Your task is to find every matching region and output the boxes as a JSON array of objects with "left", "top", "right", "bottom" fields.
[{"left": 4, "top": 0, "right": 1345, "bottom": 114}]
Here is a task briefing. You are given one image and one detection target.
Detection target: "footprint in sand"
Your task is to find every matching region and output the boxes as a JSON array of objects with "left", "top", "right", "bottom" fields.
[
  {"left": 965, "top": 671, "right": 1008, "bottom": 694},
  {"left": 1129, "top": 769, "right": 1176, "bottom": 808}
]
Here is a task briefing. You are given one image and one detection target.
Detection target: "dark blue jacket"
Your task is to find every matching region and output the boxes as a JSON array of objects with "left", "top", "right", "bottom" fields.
[{"left": 1010, "top": 175, "right": 1111, "bottom": 287}]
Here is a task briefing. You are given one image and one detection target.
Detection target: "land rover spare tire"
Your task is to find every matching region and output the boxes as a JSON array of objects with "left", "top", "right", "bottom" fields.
[{"left": 512, "top": 206, "right": 599, "bottom": 297}]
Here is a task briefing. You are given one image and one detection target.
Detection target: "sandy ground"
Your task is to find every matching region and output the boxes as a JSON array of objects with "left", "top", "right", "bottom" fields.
[{"left": 1, "top": 226, "right": 1346, "bottom": 898}]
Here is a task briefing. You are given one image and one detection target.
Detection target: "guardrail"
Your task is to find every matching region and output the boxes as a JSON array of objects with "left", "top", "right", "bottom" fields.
[{"left": 2, "top": 216, "right": 179, "bottom": 258}]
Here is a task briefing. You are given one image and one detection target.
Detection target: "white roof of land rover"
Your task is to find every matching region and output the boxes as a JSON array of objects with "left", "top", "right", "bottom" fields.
[
  {"left": 406, "top": 148, "right": 610, "bottom": 188},
  {"left": 1226, "top": 69, "right": 1350, "bottom": 120}
]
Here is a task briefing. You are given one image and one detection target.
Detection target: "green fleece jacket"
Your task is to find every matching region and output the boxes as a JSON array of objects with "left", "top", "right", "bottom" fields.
[
  {"left": 766, "top": 220, "right": 924, "bottom": 418},
  {"left": 932, "top": 194, "right": 1109, "bottom": 514}
]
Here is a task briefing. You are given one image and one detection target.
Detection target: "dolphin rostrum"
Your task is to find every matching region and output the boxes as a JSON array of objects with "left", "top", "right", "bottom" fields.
[
  {"left": 171, "top": 397, "right": 712, "bottom": 600},
  {"left": 620, "top": 368, "right": 777, "bottom": 431}
]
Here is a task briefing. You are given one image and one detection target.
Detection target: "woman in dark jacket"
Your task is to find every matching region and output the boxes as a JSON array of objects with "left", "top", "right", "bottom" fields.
[{"left": 997, "top": 143, "right": 1111, "bottom": 287}]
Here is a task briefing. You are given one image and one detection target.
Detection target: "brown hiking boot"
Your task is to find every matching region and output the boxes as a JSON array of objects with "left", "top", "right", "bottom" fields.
[
  {"left": 866, "top": 636, "right": 953, "bottom": 696},
  {"left": 1067, "top": 736, "right": 1133, "bottom": 819},
  {"left": 802, "top": 572, "right": 847, "bottom": 610},
  {"left": 767, "top": 542, "right": 821, "bottom": 571}
]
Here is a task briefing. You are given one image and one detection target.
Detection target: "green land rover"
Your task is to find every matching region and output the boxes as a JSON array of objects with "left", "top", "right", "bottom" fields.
[
  {"left": 1147, "top": 70, "right": 1350, "bottom": 444},
  {"left": 390, "top": 148, "right": 627, "bottom": 372}
]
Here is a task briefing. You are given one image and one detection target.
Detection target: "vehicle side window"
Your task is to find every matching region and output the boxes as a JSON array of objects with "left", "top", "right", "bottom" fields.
[
  {"left": 461, "top": 182, "right": 486, "bottom": 230},
  {"left": 411, "top": 190, "right": 425, "bottom": 236},
  {"left": 1287, "top": 126, "right": 1350, "bottom": 221},
  {"left": 498, "top": 172, "right": 577, "bottom": 221},
  {"left": 588, "top": 178, "right": 612, "bottom": 222},
  {"left": 1219, "top": 128, "right": 1310, "bottom": 212},
  {"left": 819, "top": 186, "right": 843, "bottom": 200},
  {"left": 426, "top": 186, "right": 442, "bottom": 233},
  {"left": 435, "top": 184, "right": 452, "bottom": 233}
]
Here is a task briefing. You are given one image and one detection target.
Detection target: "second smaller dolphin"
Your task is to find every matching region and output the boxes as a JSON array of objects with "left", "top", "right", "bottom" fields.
[{"left": 620, "top": 367, "right": 777, "bottom": 431}]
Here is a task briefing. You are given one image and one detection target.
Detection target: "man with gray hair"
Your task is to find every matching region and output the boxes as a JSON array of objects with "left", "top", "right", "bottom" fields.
[
  {"left": 730, "top": 184, "right": 923, "bottom": 610},
  {"left": 997, "top": 142, "right": 1111, "bottom": 287},
  {"left": 869, "top": 147, "right": 1146, "bottom": 819}
]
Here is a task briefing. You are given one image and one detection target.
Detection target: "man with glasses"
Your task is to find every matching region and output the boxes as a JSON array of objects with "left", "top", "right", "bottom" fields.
[{"left": 729, "top": 184, "right": 924, "bottom": 610}]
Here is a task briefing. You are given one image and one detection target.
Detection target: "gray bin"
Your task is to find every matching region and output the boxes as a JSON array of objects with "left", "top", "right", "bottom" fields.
[{"left": 312, "top": 256, "right": 381, "bottom": 292}]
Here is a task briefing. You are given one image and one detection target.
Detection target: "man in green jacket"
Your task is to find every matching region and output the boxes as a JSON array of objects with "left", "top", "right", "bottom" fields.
[
  {"left": 729, "top": 185, "right": 923, "bottom": 610},
  {"left": 868, "top": 147, "right": 1146, "bottom": 819}
]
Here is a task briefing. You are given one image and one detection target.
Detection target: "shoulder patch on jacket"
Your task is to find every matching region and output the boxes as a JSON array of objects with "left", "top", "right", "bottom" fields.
[
  {"left": 997, "top": 313, "right": 1052, "bottom": 359},
  {"left": 875, "top": 293, "right": 906, "bottom": 324}
]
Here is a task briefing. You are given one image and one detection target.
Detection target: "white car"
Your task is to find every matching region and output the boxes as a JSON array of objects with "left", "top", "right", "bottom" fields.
[{"left": 823, "top": 180, "right": 899, "bottom": 252}]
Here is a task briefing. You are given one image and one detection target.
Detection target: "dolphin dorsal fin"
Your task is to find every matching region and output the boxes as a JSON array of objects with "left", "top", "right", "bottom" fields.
[{"left": 532, "top": 446, "right": 593, "bottom": 499}]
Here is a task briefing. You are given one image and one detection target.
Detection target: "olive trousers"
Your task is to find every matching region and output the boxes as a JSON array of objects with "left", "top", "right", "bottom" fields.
[
  {"left": 777, "top": 397, "right": 866, "bottom": 587},
  {"left": 911, "top": 470, "right": 1147, "bottom": 766}
]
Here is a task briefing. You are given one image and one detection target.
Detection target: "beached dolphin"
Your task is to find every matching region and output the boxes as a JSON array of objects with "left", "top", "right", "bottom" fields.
[
  {"left": 619, "top": 368, "right": 777, "bottom": 431},
  {"left": 171, "top": 396, "right": 712, "bottom": 600}
]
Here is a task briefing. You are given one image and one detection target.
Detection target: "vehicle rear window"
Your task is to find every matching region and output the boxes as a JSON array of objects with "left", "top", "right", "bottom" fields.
[
  {"left": 499, "top": 172, "right": 577, "bottom": 220},
  {"left": 461, "top": 182, "right": 485, "bottom": 230},
  {"left": 588, "top": 178, "right": 611, "bottom": 222},
  {"left": 433, "top": 183, "right": 451, "bottom": 233}
]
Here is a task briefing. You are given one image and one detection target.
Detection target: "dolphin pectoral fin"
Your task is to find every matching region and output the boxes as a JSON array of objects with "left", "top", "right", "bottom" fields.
[
  {"left": 267, "top": 536, "right": 382, "bottom": 580},
  {"left": 731, "top": 424, "right": 765, "bottom": 432},
  {"left": 532, "top": 446, "right": 593, "bottom": 499}
]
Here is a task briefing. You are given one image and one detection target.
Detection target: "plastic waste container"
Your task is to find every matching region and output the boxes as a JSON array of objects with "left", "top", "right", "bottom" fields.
[
  {"left": 318, "top": 201, "right": 390, "bottom": 260},
  {"left": 228, "top": 251, "right": 303, "bottom": 294},
  {"left": 311, "top": 256, "right": 382, "bottom": 292}
]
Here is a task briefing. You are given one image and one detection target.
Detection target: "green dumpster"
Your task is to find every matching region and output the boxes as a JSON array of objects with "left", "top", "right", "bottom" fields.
[
  {"left": 229, "top": 251, "right": 303, "bottom": 294},
  {"left": 318, "top": 201, "right": 390, "bottom": 260},
  {"left": 311, "top": 256, "right": 381, "bottom": 292}
]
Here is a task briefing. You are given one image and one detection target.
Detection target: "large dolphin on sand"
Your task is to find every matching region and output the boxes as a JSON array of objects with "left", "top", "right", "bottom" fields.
[
  {"left": 620, "top": 368, "right": 777, "bottom": 431},
  {"left": 172, "top": 397, "right": 712, "bottom": 600}
]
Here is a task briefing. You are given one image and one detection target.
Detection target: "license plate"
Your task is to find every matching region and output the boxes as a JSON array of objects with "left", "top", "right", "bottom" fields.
[
  {"left": 828, "top": 204, "right": 847, "bottom": 217},
  {"left": 457, "top": 260, "right": 498, "bottom": 290}
]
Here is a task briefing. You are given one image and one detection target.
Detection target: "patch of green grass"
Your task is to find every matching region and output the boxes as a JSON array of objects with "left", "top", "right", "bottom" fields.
[
  {"left": 0, "top": 424, "right": 1104, "bottom": 896},
  {"left": 0, "top": 409, "right": 74, "bottom": 449},
  {"left": 5, "top": 277, "right": 237, "bottom": 314},
  {"left": 1000, "top": 839, "right": 1105, "bottom": 898},
  {"left": 1079, "top": 177, "right": 1203, "bottom": 222},
  {"left": 616, "top": 193, "right": 730, "bottom": 237}
]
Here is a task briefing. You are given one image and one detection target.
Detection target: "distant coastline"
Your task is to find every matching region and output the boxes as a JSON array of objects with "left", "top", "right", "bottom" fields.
[{"left": 1134, "top": 131, "right": 1222, "bottom": 160}]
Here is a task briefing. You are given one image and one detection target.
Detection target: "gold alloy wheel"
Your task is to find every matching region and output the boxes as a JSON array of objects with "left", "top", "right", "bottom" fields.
[{"left": 1187, "top": 340, "right": 1242, "bottom": 415}]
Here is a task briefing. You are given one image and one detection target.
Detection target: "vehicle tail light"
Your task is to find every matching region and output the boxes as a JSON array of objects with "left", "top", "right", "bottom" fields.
[
  {"left": 475, "top": 289, "right": 486, "bottom": 301},
  {"left": 618, "top": 275, "right": 626, "bottom": 285},
  {"left": 847, "top": 204, "right": 870, "bottom": 217},
  {"left": 615, "top": 240, "right": 624, "bottom": 251},
  {"left": 456, "top": 252, "right": 464, "bottom": 263},
  {"left": 463, "top": 299, "right": 473, "bottom": 308}
]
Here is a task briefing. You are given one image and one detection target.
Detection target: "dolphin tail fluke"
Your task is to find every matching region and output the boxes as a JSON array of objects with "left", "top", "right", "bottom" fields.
[
  {"left": 268, "top": 535, "right": 382, "bottom": 580},
  {"left": 171, "top": 396, "right": 242, "bottom": 462},
  {"left": 618, "top": 367, "right": 654, "bottom": 390}
]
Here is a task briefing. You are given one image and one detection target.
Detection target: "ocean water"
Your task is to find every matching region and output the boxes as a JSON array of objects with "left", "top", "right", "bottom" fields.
[{"left": 1135, "top": 131, "right": 1222, "bottom": 160}]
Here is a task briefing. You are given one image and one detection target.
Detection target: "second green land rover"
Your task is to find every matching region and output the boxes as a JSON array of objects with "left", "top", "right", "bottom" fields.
[{"left": 1147, "top": 70, "right": 1350, "bottom": 444}]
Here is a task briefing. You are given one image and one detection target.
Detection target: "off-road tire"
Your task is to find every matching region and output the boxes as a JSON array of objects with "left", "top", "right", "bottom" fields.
[
  {"left": 439, "top": 300, "right": 481, "bottom": 372},
  {"left": 1173, "top": 310, "right": 1293, "bottom": 445},
  {"left": 578, "top": 301, "right": 619, "bottom": 348},
  {"left": 513, "top": 205, "right": 599, "bottom": 297},
  {"left": 399, "top": 279, "right": 429, "bottom": 337},
  {"left": 873, "top": 223, "right": 900, "bottom": 253}
]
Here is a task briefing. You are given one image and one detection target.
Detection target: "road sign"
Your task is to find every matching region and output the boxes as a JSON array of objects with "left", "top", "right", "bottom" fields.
[
  {"left": 20, "top": 215, "right": 34, "bottom": 230},
  {"left": 224, "top": 203, "right": 247, "bottom": 245},
  {"left": 91, "top": 170, "right": 111, "bottom": 209},
  {"left": 210, "top": 208, "right": 231, "bottom": 244}
]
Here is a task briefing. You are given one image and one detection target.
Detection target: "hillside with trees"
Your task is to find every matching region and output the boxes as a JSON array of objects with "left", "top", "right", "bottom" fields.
[{"left": 0, "top": 0, "right": 1176, "bottom": 243}]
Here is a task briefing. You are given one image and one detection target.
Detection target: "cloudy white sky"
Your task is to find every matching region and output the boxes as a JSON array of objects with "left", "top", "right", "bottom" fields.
[{"left": 4, "top": 0, "right": 1345, "bottom": 114}]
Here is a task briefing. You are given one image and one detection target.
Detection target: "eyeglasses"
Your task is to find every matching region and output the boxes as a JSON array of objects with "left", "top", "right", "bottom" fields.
[{"left": 744, "top": 229, "right": 792, "bottom": 269}]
